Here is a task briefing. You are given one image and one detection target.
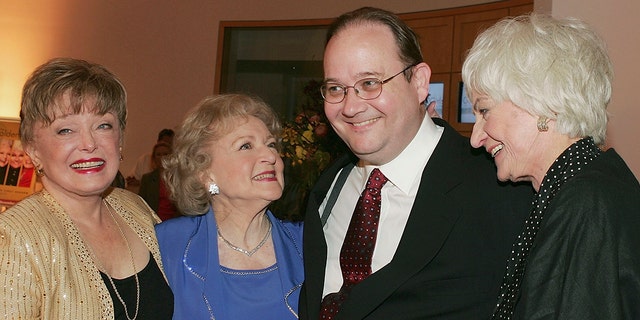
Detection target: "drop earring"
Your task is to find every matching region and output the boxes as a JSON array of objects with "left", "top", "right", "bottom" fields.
[{"left": 208, "top": 183, "right": 220, "bottom": 195}]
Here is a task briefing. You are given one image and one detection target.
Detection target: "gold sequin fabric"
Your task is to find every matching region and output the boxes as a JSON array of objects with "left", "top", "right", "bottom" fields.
[{"left": 0, "top": 188, "right": 164, "bottom": 319}]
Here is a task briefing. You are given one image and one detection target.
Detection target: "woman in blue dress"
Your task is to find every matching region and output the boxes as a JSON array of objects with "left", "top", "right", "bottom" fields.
[{"left": 155, "top": 94, "right": 303, "bottom": 320}]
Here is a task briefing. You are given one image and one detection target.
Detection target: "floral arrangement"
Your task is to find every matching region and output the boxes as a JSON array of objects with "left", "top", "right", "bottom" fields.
[
  {"left": 281, "top": 111, "right": 332, "bottom": 174},
  {"left": 271, "top": 80, "right": 347, "bottom": 221}
]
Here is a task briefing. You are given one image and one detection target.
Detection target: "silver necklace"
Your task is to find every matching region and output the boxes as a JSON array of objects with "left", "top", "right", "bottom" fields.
[
  {"left": 101, "top": 201, "right": 140, "bottom": 320},
  {"left": 217, "top": 219, "right": 272, "bottom": 257}
]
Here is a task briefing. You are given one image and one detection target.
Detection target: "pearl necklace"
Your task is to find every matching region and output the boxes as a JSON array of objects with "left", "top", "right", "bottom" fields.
[
  {"left": 217, "top": 219, "right": 272, "bottom": 257},
  {"left": 100, "top": 201, "right": 140, "bottom": 320}
]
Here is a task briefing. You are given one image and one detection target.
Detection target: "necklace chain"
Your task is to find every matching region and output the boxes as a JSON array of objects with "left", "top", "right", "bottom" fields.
[
  {"left": 101, "top": 201, "right": 140, "bottom": 320},
  {"left": 217, "top": 219, "right": 272, "bottom": 257}
]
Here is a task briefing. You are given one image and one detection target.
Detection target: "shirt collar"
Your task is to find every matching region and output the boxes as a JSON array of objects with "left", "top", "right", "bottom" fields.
[{"left": 361, "top": 115, "right": 443, "bottom": 195}]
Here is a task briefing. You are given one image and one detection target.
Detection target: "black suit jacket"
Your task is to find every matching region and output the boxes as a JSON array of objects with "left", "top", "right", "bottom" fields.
[{"left": 299, "top": 119, "right": 533, "bottom": 319}]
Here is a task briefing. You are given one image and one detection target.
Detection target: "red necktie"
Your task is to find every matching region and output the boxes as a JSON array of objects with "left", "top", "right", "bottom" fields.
[{"left": 319, "top": 168, "right": 388, "bottom": 319}]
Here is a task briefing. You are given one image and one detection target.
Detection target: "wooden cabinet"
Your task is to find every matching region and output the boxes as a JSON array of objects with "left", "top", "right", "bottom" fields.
[
  {"left": 451, "top": 9, "right": 510, "bottom": 72},
  {"left": 399, "top": 0, "right": 533, "bottom": 135},
  {"left": 406, "top": 16, "right": 454, "bottom": 74}
]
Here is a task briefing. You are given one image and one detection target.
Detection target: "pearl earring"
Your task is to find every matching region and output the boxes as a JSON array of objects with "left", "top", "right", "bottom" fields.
[{"left": 208, "top": 183, "right": 220, "bottom": 195}]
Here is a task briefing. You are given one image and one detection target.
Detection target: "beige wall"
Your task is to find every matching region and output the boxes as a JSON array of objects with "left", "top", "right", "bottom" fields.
[
  {"left": 1, "top": 0, "right": 638, "bottom": 179},
  {"left": 0, "top": 0, "right": 493, "bottom": 177},
  {"left": 551, "top": 0, "right": 640, "bottom": 178}
]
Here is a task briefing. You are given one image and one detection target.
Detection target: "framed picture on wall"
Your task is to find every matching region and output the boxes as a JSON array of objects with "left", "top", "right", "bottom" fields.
[
  {"left": 0, "top": 118, "right": 39, "bottom": 210},
  {"left": 458, "top": 82, "right": 475, "bottom": 123},
  {"left": 426, "top": 82, "right": 445, "bottom": 117}
]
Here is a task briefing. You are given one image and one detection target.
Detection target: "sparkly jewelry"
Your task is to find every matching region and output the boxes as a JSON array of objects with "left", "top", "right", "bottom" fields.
[
  {"left": 217, "top": 219, "right": 272, "bottom": 257},
  {"left": 537, "top": 116, "right": 549, "bottom": 132},
  {"left": 208, "top": 183, "right": 220, "bottom": 195},
  {"left": 203, "top": 293, "right": 216, "bottom": 320},
  {"left": 101, "top": 201, "right": 141, "bottom": 320},
  {"left": 36, "top": 166, "right": 45, "bottom": 176}
]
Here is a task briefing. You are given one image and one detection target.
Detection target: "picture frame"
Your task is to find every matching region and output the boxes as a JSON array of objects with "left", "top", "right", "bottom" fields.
[
  {"left": 426, "top": 82, "right": 445, "bottom": 117},
  {"left": 0, "top": 118, "right": 38, "bottom": 210},
  {"left": 447, "top": 73, "right": 474, "bottom": 135},
  {"left": 458, "top": 81, "right": 475, "bottom": 124}
]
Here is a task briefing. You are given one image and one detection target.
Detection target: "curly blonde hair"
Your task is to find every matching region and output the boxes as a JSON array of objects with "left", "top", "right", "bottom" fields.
[{"left": 162, "top": 94, "right": 281, "bottom": 215}]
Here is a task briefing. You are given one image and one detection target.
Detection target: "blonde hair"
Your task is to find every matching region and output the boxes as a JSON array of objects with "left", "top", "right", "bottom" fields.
[
  {"left": 20, "top": 58, "right": 127, "bottom": 145},
  {"left": 162, "top": 94, "right": 281, "bottom": 215}
]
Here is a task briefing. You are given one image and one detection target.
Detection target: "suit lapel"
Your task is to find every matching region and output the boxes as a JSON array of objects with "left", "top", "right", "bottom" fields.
[
  {"left": 338, "top": 121, "right": 471, "bottom": 319},
  {"left": 302, "top": 154, "right": 356, "bottom": 316}
]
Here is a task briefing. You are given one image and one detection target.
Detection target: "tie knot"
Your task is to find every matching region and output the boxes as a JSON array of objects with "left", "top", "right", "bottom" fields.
[{"left": 366, "top": 168, "right": 388, "bottom": 190}]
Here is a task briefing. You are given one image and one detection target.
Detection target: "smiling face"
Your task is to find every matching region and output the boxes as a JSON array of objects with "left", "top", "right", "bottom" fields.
[
  {"left": 9, "top": 147, "right": 24, "bottom": 169},
  {"left": 469, "top": 93, "right": 551, "bottom": 186},
  {"left": 22, "top": 154, "right": 34, "bottom": 168},
  {"left": 323, "top": 23, "right": 430, "bottom": 166},
  {"left": 0, "top": 144, "right": 10, "bottom": 166},
  {"left": 205, "top": 116, "right": 284, "bottom": 210},
  {"left": 26, "top": 93, "right": 121, "bottom": 199}
]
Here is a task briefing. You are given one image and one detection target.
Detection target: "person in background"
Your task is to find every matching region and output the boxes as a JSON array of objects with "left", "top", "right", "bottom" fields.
[
  {"left": 0, "top": 57, "right": 173, "bottom": 319},
  {"left": 126, "top": 128, "right": 174, "bottom": 188},
  {"left": 4, "top": 140, "right": 25, "bottom": 186},
  {"left": 462, "top": 14, "right": 640, "bottom": 319},
  {"left": 138, "top": 141, "right": 179, "bottom": 221},
  {"left": 155, "top": 94, "right": 303, "bottom": 320},
  {"left": 298, "top": 7, "right": 533, "bottom": 320},
  {"left": 0, "top": 139, "right": 12, "bottom": 185}
]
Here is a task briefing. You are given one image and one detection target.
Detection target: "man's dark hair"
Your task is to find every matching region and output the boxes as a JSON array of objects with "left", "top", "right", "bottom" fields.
[
  {"left": 326, "top": 6, "right": 424, "bottom": 75},
  {"left": 157, "top": 128, "right": 175, "bottom": 141}
]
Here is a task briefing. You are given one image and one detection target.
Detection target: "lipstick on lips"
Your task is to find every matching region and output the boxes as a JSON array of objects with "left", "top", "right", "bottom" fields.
[
  {"left": 70, "top": 157, "right": 106, "bottom": 173},
  {"left": 253, "top": 170, "right": 277, "bottom": 182}
]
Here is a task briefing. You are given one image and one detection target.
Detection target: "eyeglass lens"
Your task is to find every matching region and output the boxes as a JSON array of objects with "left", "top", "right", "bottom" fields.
[{"left": 320, "top": 64, "right": 415, "bottom": 104}]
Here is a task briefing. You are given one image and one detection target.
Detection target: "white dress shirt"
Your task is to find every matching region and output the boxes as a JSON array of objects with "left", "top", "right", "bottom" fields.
[{"left": 321, "top": 114, "right": 444, "bottom": 297}]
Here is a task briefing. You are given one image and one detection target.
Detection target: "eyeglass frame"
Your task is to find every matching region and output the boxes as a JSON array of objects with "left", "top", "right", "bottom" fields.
[{"left": 320, "top": 64, "right": 417, "bottom": 104}]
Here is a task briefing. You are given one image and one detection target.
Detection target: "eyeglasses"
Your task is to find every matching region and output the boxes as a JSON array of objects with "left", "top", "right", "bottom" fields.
[{"left": 320, "top": 64, "right": 416, "bottom": 104}]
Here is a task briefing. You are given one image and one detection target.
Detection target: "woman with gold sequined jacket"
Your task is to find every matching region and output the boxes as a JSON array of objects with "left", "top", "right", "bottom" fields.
[{"left": 0, "top": 58, "right": 173, "bottom": 319}]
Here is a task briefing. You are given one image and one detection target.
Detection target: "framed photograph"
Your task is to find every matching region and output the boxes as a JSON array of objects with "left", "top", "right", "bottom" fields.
[
  {"left": 0, "top": 118, "right": 38, "bottom": 209},
  {"left": 458, "top": 82, "right": 475, "bottom": 124},
  {"left": 426, "top": 82, "right": 445, "bottom": 117}
]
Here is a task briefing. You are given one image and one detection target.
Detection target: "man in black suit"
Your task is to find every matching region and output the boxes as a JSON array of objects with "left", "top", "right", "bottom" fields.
[{"left": 298, "top": 7, "right": 533, "bottom": 319}]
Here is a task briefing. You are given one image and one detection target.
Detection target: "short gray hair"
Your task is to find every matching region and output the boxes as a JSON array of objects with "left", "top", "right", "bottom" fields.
[{"left": 462, "top": 14, "right": 613, "bottom": 145}]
